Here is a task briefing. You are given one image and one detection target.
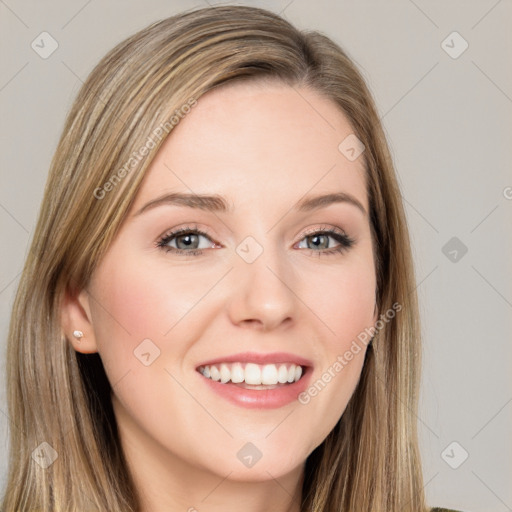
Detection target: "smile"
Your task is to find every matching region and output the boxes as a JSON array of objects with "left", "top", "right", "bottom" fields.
[
  {"left": 195, "top": 352, "right": 313, "bottom": 409},
  {"left": 198, "top": 362, "right": 303, "bottom": 388}
]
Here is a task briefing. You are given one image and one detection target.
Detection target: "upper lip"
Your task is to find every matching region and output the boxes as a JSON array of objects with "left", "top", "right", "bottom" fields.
[{"left": 196, "top": 351, "right": 313, "bottom": 369}]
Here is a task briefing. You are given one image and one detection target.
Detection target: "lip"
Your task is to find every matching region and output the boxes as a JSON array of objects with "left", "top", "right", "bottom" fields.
[
  {"left": 195, "top": 352, "right": 313, "bottom": 409},
  {"left": 196, "top": 351, "right": 313, "bottom": 368}
]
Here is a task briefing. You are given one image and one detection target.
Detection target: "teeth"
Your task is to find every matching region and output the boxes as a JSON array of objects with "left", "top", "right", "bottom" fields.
[
  {"left": 277, "top": 364, "right": 288, "bottom": 384},
  {"left": 261, "top": 364, "right": 278, "bottom": 385},
  {"left": 199, "top": 362, "right": 304, "bottom": 385},
  {"left": 219, "top": 363, "right": 230, "bottom": 383},
  {"left": 245, "top": 363, "right": 261, "bottom": 385},
  {"left": 210, "top": 365, "right": 221, "bottom": 382},
  {"left": 231, "top": 362, "right": 244, "bottom": 383}
]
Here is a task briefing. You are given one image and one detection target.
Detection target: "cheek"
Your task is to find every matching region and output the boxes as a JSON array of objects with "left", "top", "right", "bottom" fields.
[
  {"left": 86, "top": 254, "right": 176, "bottom": 385},
  {"left": 309, "top": 257, "right": 377, "bottom": 348},
  {"left": 86, "top": 256, "right": 199, "bottom": 436},
  {"left": 295, "top": 256, "right": 376, "bottom": 441},
  {"left": 89, "top": 254, "right": 211, "bottom": 346},
  {"left": 86, "top": 252, "right": 224, "bottom": 393}
]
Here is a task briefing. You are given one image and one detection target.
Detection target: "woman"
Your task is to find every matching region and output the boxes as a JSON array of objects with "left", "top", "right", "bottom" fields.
[{"left": 1, "top": 5, "right": 463, "bottom": 512}]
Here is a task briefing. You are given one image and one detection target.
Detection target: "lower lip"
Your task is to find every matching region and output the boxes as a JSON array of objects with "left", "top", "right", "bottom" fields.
[{"left": 198, "top": 367, "right": 312, "bottom": 409}]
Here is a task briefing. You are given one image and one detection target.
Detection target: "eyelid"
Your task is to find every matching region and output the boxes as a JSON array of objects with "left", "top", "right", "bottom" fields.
[
  {"left": 157, "top": 224, "right": 220, "bottom": 248},
  {"left": 298, "top": 224, "right": 349, "bottom": 239},
  {"left": 157, "top": 221, "right": 215, "bottom": 238},
  {"left": 294, "top": 224, "right": 355, "bottom": 254}
]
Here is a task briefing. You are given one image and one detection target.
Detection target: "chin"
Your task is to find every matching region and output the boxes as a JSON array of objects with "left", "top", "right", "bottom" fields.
[
  {"left": 217, "top": 459, "right": 305, "bottom": 483},
  {"left": 196, "top": 440, "right": 309, "bottom": 483}
]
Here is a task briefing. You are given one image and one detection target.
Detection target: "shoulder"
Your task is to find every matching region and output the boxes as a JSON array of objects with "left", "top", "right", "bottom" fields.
[{"left": 430, "top": 508, "right": 464, "bottom": 512}]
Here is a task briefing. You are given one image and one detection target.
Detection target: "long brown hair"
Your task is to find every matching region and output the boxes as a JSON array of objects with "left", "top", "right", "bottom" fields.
[{"left": 1, "top": 5, "right": 427, "bottom": 511}]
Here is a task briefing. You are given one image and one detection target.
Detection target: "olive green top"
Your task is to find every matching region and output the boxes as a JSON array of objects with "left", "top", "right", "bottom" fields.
[{"left": 431, "top": 508, "right": 463, "bottom": 512}]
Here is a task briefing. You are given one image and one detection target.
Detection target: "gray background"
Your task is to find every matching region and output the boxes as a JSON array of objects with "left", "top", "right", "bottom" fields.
[{"left": 1, "top": 1, "right": 511, "bottom": 511}]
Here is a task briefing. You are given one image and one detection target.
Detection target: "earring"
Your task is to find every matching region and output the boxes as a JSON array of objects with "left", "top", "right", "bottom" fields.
[{"left": 73, "top": 330, "right": 84, "bottom": 340}]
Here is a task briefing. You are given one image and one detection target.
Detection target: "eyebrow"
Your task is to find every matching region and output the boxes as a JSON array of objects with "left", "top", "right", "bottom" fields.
[{"left": 134, "top": 191, "right": 367, "bottom": 217}]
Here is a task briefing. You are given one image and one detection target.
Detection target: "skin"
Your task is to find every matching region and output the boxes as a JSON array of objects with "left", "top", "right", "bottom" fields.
[{"left": 62, "top": 80, "right": 379, "bottom": 512}]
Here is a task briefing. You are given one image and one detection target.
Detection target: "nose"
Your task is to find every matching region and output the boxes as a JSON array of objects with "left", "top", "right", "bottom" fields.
[{"left": 226, "top": 245, "right": 297, "bottom": 332}]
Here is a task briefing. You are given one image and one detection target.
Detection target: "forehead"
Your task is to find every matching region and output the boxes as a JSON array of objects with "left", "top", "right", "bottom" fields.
[{"left": 132, "top": 81, "right": 368, "bottom": 215}]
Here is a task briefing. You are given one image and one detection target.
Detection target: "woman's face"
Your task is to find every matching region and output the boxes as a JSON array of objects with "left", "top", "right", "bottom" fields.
[{"left": 74, "top": 81, "right": 378, "bottom": 483}]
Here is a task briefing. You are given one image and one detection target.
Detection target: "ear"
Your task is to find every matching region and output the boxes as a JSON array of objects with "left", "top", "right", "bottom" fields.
[{"left": 61, "top": 286, "right": 99, "bottom": 354}]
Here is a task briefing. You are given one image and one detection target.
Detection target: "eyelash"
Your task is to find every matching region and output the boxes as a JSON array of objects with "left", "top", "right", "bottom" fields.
[{"left": 156, "top": 224, "right": 355, "bottom": 257}]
